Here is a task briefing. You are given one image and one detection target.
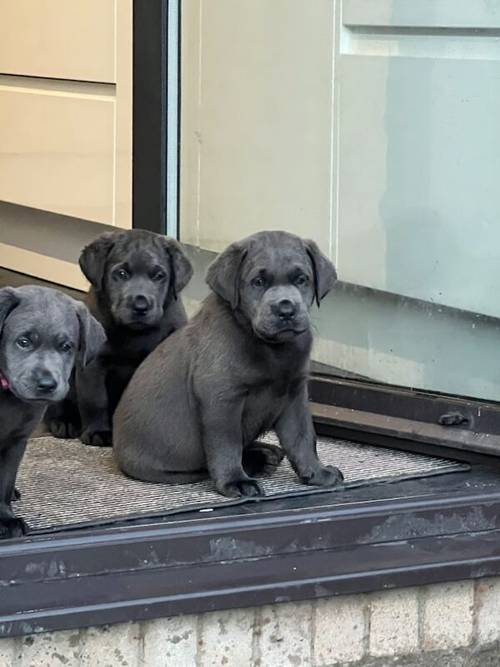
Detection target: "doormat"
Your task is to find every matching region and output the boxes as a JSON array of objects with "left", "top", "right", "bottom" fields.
[{"left": 16, "top": 434, "right": 469, "bottom": 533}]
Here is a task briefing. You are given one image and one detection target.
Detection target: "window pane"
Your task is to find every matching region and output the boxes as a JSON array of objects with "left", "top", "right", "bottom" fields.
[{"left": 180, "top": 0, "right": 500, "bottom": 401}]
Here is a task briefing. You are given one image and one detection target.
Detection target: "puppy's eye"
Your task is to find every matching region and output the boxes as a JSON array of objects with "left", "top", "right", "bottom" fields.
[
  {"left": 152, "top": 271, "right": 166, "bottom": 282},
  {"left": 251, "top": 276, "right": 267, "bottom": 288},
  {"left": 115, "top": 269, "right": 130, "bottom": 281},
  {"left": 16, "top": 337, "right": 32, "bottom": 350},
  {"left": 294, "top": 274, "right": 309, "bottom": 287},
  {"left": 59, "top": 341, "right": 73, "bottom": 353}
]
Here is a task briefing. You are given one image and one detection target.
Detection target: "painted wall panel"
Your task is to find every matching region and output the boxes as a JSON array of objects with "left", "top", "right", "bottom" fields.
[
  {"left": 180, "top": 0, "right": 335, "bottom": 254},
  {"left": 336, "top": 1, "right": 500, "bottom": 316},
  {"left": 0, "top": 0, "right": 115, "bottom": 83},
  {"left": 343, "top": 0, "right": 500, "bottom": 30},
  {"left": 0, "top": 78, "right": 115, "bottom": 224}
]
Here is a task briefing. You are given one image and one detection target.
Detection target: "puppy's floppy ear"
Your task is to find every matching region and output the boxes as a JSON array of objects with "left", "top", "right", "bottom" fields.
[
  {"left": 75, "top": 302, "right": 106, "bottom": 367},
  {"left": 305, "top": 240, "right": 338, "bottom": 306},
  {"left": 0, "top": 287, "right": 20, "bottom": 336},
  {"left": 206, "top": 241, "right": 247, "bottom": 309},
  {"left": 161, "top": 237, "right": 193, "bottom": 299},
  {"left": 79, "top": 232, "right": 117, "bottom": 290}
]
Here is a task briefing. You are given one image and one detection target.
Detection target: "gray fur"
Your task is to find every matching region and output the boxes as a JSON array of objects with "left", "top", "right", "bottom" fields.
[
  {"left": 113, "top": 231, "right": 343, "bottom": 498},
  {"left": 45, "top": 229, "right": 193, "bottom": 447},
  {"left": 0, "top": 286, "right": 105, "bottom": 538}
]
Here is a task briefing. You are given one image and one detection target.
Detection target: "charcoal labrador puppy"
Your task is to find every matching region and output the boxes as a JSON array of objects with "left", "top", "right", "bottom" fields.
[
  {"left": 113, "top": 230, "right": 344, "bottom": 498},
  {"left": 45, "top": 229, "right": 193, "bottom": 447},
  {"left": 0, "top": 286, "right": 105, "bottom": 538}
]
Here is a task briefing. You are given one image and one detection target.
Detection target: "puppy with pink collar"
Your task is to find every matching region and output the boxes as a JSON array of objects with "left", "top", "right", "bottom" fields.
[{"left": 0, "top": 286, "right": 104, "bottom": 538}]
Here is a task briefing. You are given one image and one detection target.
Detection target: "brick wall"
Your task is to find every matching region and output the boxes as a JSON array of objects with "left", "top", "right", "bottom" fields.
[{"left": 2, "top": 577, "right": 500, "bottom": 666}]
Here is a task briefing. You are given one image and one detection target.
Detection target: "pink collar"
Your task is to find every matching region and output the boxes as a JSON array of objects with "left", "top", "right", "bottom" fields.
[{"left": 0, "top": 371, "right": 10, "bottom": 391}]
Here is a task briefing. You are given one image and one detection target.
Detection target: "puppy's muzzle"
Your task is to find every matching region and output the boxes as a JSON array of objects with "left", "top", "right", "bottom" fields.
[
  {"left": 32, "top": 369, "right": 58, "bottom": 396},
  {"left": 271, "top": 298, "right": 297, "bottom": 323},
  {"left": 128, "top": 294, "right": 153, "bottom": 317}
]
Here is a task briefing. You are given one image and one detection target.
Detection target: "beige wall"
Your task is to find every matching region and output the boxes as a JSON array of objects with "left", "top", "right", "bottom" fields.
[
  {"left": 0, "top": 0, "right": 133, "bottom": 289},
  {"left": 180, "top": 0, "right": 336, "bottom": 256}
]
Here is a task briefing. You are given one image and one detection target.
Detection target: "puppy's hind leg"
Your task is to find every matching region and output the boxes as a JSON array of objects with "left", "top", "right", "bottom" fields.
[{"left": 242, "top": 442, "right": 284, "bottom": 478}]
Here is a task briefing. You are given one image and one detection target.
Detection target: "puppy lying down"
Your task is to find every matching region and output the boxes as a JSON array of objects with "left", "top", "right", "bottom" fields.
[
  {"left": 114, "top": 231, "right": 344, "bottom": 498},
  {"left": 0, "top": 286, "right": 104, "bottom": 537}
]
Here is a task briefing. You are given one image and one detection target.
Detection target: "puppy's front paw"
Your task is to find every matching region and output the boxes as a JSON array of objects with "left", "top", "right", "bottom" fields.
[
  {"left": 218, "top": 478, "right": 264, "bottom": 498},
  {"left": 81, "top": 429, "right": 113, "bottom": 447},
  {"left": 0, "top": 516, "right": 27, "bottom": 539},
  {"left": 301, "top": 465, "right": 344, "bottom": 488},
  {"left": 48, "top": 419, "right": 82, "bottom": 439}
]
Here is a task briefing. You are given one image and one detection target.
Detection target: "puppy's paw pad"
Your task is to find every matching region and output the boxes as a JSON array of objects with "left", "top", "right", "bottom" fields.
[
  {"left": 219, "top": 478, "right": 264, "bottom": 498},
  {"left": 81, "top": 429, "right": 112, "bottom": 447},
  {"left": 303, "top": 465, "right": 344, "bottom": 488},
  {"left": 0, "top": 517, "right": 27, "bottom": 539},
  {"left": 48, "top": 420, "right": 81, "bottom": 439}
]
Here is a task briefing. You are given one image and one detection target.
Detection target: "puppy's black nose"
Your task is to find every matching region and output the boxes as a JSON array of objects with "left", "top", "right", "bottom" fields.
[
  {"left": 274, "top": 299, "right": 296, "bottom": 321},
  {"left": 132, "top": 295, "right": 150, "bottom": 314},
  {"left": 35, "top": 372, "right": 57, "bottom": 394}
]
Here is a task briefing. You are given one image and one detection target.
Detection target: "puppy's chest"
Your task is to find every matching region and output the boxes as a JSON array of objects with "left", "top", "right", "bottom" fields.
[
  {"left": 242, "top": 376, "right": 304, "bottom": 429},
  {"left": 245, "top": 363, "right": 306, "bottom": 399},
  {"left": 102, "top": 337, "right": 161, "bottom": 373},
  {"left": 106, "top": 339, "right": 158, "bottom": 363}
]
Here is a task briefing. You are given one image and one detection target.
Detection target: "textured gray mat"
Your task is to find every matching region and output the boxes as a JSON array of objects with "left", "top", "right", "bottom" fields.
[{"left": 16, "top": 434, "right": 469, "bottom": 533}]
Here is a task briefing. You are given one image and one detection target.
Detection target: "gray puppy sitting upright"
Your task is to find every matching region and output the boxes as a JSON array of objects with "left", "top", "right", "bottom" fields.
[
  {"left": 114, "top": 230, "right": 344, "bottom": 498},
  {"left": 0, "top": 286, "right": 104, "bottom": 538},
  {"left": 45, "top": 229, "right": 193, "bottom": 447}
]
